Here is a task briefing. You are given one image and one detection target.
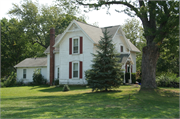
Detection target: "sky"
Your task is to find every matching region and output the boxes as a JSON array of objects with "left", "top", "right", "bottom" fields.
[{"left": 0, "top": 0, "right": 135, "bottom": 27}]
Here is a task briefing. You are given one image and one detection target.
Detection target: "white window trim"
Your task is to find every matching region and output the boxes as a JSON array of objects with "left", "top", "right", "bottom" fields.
[
  {"left": 72, "top": 61, "right": 79, "bottom": 79},
  {"left": 72, "top": 37, "right": 80, "bottom": 54},
  {"left": 23, "top": 69, "right": 26, "bottom": 79}
]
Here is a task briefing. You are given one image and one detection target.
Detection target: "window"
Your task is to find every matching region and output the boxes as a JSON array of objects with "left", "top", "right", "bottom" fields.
[
  {"left": 69, "top": 61, "right": 83, "bottom": 79},
  {"left": 73, "top": 63, "right": 78, "bottom": 78},
  {"left": 69, "top": 37, "right": 83, "bottom": 55},
  {"left": 57, "top": 68, "right": 59, "bottom": 78},
  {"left": 23, "top": 69, "right": 26, "bottom": 78},
  {"left": 73, "top": 38, "right": 78, "bottom": 53},
  {"left": 120, "top": 45, "right": 123, "bottom": 52}
]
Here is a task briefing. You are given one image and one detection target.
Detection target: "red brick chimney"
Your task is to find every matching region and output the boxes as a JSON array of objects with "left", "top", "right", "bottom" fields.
[{"left": 50, "top": 28, "right": 55, "bottom": 85}]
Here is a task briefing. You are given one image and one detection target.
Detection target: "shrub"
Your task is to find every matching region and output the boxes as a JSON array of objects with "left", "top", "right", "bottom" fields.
[
  {"left": 1, "top": 72, "right": 16, "bottom": 87},
  {"left": 1, "top": 82, "right": 5, "bottom": 87},
  {"left": 125, "top": 73, "right": 136, "bottom": 84},
  {"left": 131, "top": 73, "right": 136, "bottom": 84},
  {"left": 62, "top": 84, "right": 70, "bottom": 91},
  {"left": 16, "top": 79, "right": 24, "bottom": 86},
  {"left": 0, "top": 77, "right": 6, "bottom": 83},
  {"left": 33, "top": 69, "right": 47, "bottom": 85},
  {"left": 156, "top": 73, "right": 179, "bottom": 88},
  {"left": 54, "top": 79, "right": 59, "bottom": 85}
]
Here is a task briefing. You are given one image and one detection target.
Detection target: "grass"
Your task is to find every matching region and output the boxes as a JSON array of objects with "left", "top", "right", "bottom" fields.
[{"left": 1, "top": 85, "right": 179, "bottom": 118}]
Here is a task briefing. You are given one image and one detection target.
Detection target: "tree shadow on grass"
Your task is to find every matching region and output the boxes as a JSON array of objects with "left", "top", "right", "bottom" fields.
[
  {"left": 138, "top": 88, "right": 179, "bottom": 97},
  {"left": 84, "top": 89, "right": 123, "bottom": 94},
  {"left": 33, "top": 85, "right": 89, "bottom": 92}
]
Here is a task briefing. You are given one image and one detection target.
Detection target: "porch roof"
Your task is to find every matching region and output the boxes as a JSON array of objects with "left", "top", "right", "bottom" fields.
[{"left": 117, "top": 54, "right": 130, "bottom": 64}]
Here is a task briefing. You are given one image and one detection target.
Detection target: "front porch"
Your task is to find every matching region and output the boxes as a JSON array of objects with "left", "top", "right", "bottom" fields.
[{"left": 123, "top": 60, "right": 133, "bottom": 84}]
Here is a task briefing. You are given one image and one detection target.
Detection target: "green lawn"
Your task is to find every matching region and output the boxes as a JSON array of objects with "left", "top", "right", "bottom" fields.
[{"left": 1, "top": 85, "right": 179, "bottom": 118}]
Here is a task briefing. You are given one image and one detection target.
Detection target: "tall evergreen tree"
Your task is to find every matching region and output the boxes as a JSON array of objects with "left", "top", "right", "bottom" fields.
[{"left": 85, "top": 29, "right": 123, "bottom": 92}]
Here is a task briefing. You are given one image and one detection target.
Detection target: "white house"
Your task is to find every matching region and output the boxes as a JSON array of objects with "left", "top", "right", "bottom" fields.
[{"left": 15, "top": 20, "right": 140, "bottom": 85}]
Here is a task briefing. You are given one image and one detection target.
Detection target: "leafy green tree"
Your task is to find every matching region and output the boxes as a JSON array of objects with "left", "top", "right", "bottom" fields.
[
  {"left": 1, "top": 18, "right": 45, "bottom": 77},
  {"left": 85, "top": 29, "right": 123, "bottom": 92},
  {"left": 1, "top": 18, "right": 27, "bottom": 76},
  {"left": 122, "top": 18, "right": 179, "bottom": 76},
  {"left": 8, "top": 0, "right": 86, "bottom": 48},
  {"left": 56, "top": 0, "right": 82, "bottom": 15},
  {"left": 75, "top": 0, "right": 179, "bottom": 90},
  {"left": 121, "top": 18, "right": 146, "bottom": 72},
  {"left": 156, "top": 37, "right": 179, "bottom": 75},
  {"left": 122, "top": 18, "right": 145, "bottom": 46}
]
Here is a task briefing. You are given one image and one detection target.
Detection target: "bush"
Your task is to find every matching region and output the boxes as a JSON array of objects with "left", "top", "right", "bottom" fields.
[
  {"left": 125, "top": 73, "right": 136, "bottom": 84},
  {"left": 0, "top": 77, "right": 6, "bottom": 83},
  {"left": 54, "top": 79, "right": 59, "bottom": 85},
  {"left": 1, "top": 72, "right": 16, "bottom": 87},
  {"left": 156, "top": 73, "right": 179, "bottom": 88},
  {"left": 33, "top": 69, "right": 47, "bottom": 85},
  {"left": 1, "top": 82, "right": 5, "bottom": 87},
  {"left": 131, "top": 73, "right": 136, "bottom": 84},
  {"left": 62, "top": 84, "right": 70, "bottom": 91},
  {"left": 16, "top": 79, "right": 24, "bottom": 86}
]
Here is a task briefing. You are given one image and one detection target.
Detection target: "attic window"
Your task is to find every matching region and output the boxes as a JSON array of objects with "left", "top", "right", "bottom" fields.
[{"left": 120, "top": 46, "right": 123, "bottom": 52}]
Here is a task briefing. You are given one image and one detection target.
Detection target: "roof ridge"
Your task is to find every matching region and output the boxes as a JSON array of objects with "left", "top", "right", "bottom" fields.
[
  {"left": 28, "top": 57, "right": 47, "bottom": 59},
  {"left": 74, "top": 20, "right": 100, "bottom": 29},
  {"left": 101, "top": 25, "right": 120, "bottom": 29}
]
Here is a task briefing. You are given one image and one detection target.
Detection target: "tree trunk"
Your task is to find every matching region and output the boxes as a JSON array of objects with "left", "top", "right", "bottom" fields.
[{"left": 140, "top": 45, "right": 160, "bottom": 90}]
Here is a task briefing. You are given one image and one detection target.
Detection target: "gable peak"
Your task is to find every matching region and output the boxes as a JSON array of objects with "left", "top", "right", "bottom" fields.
[{"left": 74, "top": 20, "right": 100, "bottom": 29}]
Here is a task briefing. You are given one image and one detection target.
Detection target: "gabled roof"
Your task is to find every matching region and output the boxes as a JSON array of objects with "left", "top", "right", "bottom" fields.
[
  {"left": 14, "top": 57, "right": 47, "bottom": 68},
  {"left": 76, "top": 21, "right": 103, "bottom": 44},
  {"left": 101, "top": 25, "right": 120, "bottom": 39},
  {"left": 44, "top": 20, "right": 140, "bottom": 53},
  {"left": 127, "top": 40, "right": 141, "bottom": 53}
]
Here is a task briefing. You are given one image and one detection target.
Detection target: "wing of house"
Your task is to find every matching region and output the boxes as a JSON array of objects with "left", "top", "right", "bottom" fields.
[
  {"left": 14, "top": 57, "right": 47, "bottom": 83},
  {"left": 14, "top": 20, "right": 140, "bottom": 84}
]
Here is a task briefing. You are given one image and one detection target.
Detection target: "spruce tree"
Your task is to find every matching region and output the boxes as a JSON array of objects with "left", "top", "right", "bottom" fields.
[{"left": 85, "top": 29, "right": 123, "bottom": 92}]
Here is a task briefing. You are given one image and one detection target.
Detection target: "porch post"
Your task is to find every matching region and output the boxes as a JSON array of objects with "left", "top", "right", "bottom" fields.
[
  {"left": 124, "top": 65, "right": 126, "bottom": 83},
  {"left": 130, "top": 64, "right": 132, "bottom": 84}
]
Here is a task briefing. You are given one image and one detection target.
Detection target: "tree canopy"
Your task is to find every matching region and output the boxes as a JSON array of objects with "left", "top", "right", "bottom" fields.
[
  {"left": 1, "top": 18, "right": 45, "bottom": 76},
  {"left": 8, "top": 0, "right": 86, "bottom": 48}
]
